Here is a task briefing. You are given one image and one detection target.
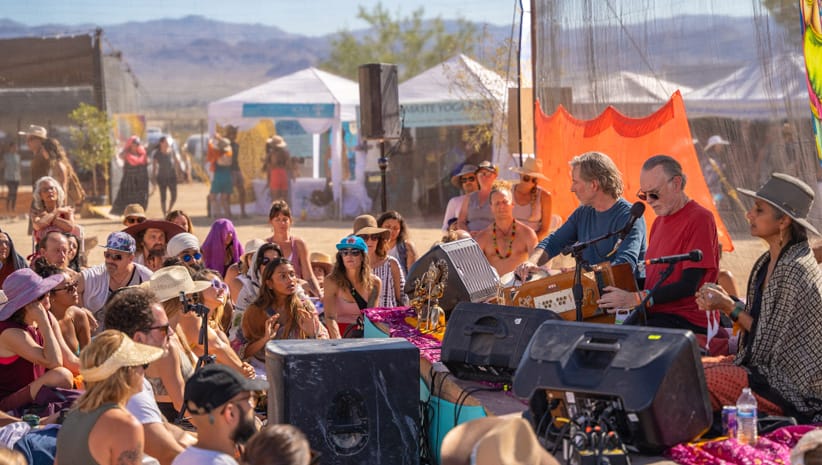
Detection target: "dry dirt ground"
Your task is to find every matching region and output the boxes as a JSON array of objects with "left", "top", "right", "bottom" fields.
[{"left": 1, "top": 181, "right": 767, "bottom": 287}]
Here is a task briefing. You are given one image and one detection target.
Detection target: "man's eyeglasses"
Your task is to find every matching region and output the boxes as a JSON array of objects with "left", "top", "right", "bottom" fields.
[
  {"left": 182, "top": 252, "right": 202, "bottom": 263},
  {"left": 125, "top": 217, "right": 146, "bottom": 225},
  {"left": 359, "top": 234, "right": 382, "bottom": 242},
  {"left": 637, "top": 176, "right": 677, "bottom": 202},
  {"left": 51, "top": 282, "right": 78, "bottom": 294},
  {"left": 104, "top": 252, "right": 124, "bottom": 261},
  {"left": 144, "top": 323, "right": 171, "bottom": 339},
  {"left": 340, "top": 249, "right": 362, "bottom": 257},
  {"left": 460, "top": 175, "right": 476, "bottom": 184},
  {"left": 522, "top": 175, "right": 538, "bottom": 184}
]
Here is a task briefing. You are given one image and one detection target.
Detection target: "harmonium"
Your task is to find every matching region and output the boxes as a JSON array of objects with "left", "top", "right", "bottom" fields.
[{"left": 502, "top": 262, "right": 638, "bottom": 324}]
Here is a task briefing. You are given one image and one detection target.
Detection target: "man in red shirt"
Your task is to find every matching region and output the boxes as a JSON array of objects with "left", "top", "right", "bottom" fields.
[{"left": 599, "top": 155, "right": 720, "bottom": 335}]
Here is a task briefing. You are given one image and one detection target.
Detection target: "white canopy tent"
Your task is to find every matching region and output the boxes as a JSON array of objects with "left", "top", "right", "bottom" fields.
[
  {"left": 684, "top": 53, "right": 809, "bottom": 119},
  {"left": 399, "top": 54, "right": 512, "bottom": 170},
  {"left": 207, "top": 67, "right": 359, "bottom": 214}
]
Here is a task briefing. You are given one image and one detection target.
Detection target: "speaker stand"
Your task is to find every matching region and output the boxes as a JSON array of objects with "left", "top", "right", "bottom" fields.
[{"left": 378, "top": 141, "right": 388, "bottom": 212}]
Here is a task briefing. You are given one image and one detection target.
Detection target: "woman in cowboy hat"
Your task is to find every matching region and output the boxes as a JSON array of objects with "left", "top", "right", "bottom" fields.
[
  {"left": 696, "top": 173, "right": 822, "bottom": 423},
  {"left": 442, "top": 164, "right": 479, "bottom": 233},
  {"left": 56, "top": 330, "right": 163, "bottom": 465},
  {"left": 353, "top": 215, "right": 404, "bottom": 308},
  {"left": 511, "top": 158, "right": 554, "bottom": 238}
]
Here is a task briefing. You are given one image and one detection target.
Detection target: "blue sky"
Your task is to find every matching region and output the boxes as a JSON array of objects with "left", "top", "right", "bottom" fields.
[{"left": 2, "top": 0, "right": 753, "bottom": 36}]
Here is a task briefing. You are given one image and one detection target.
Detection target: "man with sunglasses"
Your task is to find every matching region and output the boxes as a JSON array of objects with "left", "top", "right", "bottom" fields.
[
  {"left": 122, "top": 203, "right": 147, "bottom": 227},
  {"left": 442, "top": 164, "right": 478, "bottom": 233},
  {"left": 174, "top": 364, "right": 266, "bottom": 465},
  {"left": 78, "top": 231, "right": 153, "bottom": 322},
  {"left": 167, "top": 232, "right": 204, "bottom": 271},
  {"left": 516, "top": 151, "right": 647, "bottom": 280},
  {"left": 598, "top": 155, "right": 721, "bottom": 340},
  {"left": 104, "top": 287, "right": 198, "bottom": 465}
]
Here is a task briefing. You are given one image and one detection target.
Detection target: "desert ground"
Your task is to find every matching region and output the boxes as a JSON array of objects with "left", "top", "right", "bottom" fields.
[{"left": 0, "top": 180, "right": 768, "bottom": 288}]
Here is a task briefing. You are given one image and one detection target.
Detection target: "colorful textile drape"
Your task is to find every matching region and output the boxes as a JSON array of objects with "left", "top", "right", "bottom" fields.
[
  {"left": 534, "top": 91, "right": 734, "bottom": 252},
  {"left": 800, "top": 0, "right": 822, "bottom": 163}
]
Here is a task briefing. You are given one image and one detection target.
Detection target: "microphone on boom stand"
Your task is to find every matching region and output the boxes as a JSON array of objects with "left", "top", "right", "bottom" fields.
[{"left": 607, "top": 202, "right": 645, "bottom": 257}]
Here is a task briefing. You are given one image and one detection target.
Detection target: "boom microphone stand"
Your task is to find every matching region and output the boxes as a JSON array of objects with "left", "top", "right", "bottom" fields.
[
  {"left": 623, "top": 262, "right": 676, "bottom": 326},
  {"left": 175, "top": 291, "right": 216, "bottom": 426}
]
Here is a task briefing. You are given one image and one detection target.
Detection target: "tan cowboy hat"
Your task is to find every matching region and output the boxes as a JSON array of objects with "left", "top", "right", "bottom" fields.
[
  {"left": 141, "top": 266, "right": 211, "bottom": 302},
  {"left": 268, "top": 135, "right": 287, "bottom": 148},
  {"left": 476, "top": 160, "right": 499, "bottom": 174},
  {"left": 440, "top": 415, "right": 559, "bottom": 465},
  {"left": 243, "top": 238, "right": 266, "bottom": 257},
  {"left": 18, "top": 124, "right": 47, "bottom": 139},
  {"left": 510, "top": 158, "right": 550, "bottom": 182},
  {"left": 352, "top": 214, "right": 390, "bottom": 240},
  {"left": 451, "top": 164, "right": 479, "bottom": 188},
  {"left": 310, "top": 252, "right": 334, "bottom": 274},
  {"left": 123, "top": 203, "right": 147, "bottom": 219},
  {"left": 81, "top": 331, "right": 164, "bottom": 382},
  {"left": 737, "top": 172, "right": 820, "bottom": 236}
]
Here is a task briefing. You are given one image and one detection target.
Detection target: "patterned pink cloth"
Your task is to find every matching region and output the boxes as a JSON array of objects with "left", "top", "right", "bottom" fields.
[
  {"left": 667, "top": 425, "right": 816, "bottom": 465},
  {"left": 363, "top": 307, "right": 443, "bottom": 363}
]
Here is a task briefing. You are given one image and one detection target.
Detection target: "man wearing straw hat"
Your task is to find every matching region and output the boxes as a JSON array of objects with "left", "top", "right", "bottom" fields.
[{"left": 442, "top": 164, "right": 478, "bottom": 233}]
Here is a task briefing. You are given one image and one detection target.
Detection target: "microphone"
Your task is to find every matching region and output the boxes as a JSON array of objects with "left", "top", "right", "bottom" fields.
[
  {"left": 607, "top": 202, "right": 646, "bottom": 257},
  {"left": 645, "top": 249, "right": 703, "bottom": 265}
]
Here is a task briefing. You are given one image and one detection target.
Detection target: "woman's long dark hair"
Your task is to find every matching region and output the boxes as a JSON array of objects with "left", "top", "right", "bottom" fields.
[
  {"left": 252, "top": 257, "right": 310, "bottom": 338},
  {"left": 327, "top": 249, "right": 373, "bottom": 296}
]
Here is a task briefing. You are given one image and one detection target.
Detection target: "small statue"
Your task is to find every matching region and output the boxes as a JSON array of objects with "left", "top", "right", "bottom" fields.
[{"left": 411, "top": 260, "right": 448, "bottom": 332}]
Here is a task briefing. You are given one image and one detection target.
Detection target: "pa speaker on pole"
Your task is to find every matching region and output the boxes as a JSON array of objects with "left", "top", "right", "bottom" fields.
[{"left": 358, "top": 63, "right": 400, "bottom": 140}]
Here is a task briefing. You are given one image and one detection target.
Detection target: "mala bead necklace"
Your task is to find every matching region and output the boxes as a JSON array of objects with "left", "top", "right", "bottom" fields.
[{"left": 492, "top": 222, "right": 516, "bottom": 259}]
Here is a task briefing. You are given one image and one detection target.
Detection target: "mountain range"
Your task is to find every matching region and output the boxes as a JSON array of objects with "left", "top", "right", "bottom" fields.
[{"left": 0, "top": 14, "right": 797, "bottom": 112}]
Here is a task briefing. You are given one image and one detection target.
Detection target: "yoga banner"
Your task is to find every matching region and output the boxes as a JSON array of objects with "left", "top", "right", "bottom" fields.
[{"left": 534, "top": 91, "right": 734, "bottom": 251}]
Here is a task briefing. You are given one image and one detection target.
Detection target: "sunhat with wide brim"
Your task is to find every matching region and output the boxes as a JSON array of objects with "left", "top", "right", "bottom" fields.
[
  {"left": 0, "top": 269, "right": 64, "bottom": 320},
  {"left": 352, "top": 214, "right": 389, "bottom": 240},
  {"left": 123, "top": 203, "right": 147, "bottom": 219},
  {"left": 737, "top": 172, "right": 820, "bottom": 236},
  {"left": 123, "top": 219, "right": 186, "bottom": 242},
  {"left": 440, "top": 415, "right": 558, "bottom": 465},
  {"left": 141, "top": 266, "right": 211, "bottom": 302},
  {"left": 80, "top": 332, "right": 165, "bottom": 383},
  {"left": 476, "top": 160, "right": 499, "bottom": 175},
  {"left": 510, "top": 158, "right": 550, "bottom": 182},
  {"left": 704, "top": 135, "right": 730, "bottom": 152},
  {"left": 243, "top": 238, "right": 266, "bottom": 257},
  {"left": 450, "top": 164, "right": 479, "bottom": 188},
  {"left": 267, "top": 135, "right": 287, "bottom": 148},
  {"left": 310, "top": 252, "right": 334, "bottom": 274},
  {"left": 18, "top": 124, "right": 47, "bottom": 139}
]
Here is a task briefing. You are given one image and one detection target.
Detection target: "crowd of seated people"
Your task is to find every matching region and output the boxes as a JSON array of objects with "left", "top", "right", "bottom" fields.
[{"left": 0, "top": 145, "right": 819, "bottom": 464}]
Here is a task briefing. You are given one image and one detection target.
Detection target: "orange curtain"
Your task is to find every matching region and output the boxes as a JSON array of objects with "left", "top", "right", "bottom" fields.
[{"left": 534, "top": 91, "right": 734, "bottom": 251}]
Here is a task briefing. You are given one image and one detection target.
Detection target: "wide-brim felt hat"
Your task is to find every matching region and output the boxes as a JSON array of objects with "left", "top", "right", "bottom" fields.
[
  {"left": 18, "top": 124, "right": 47, "bottom": 139},
  {"left": 81, "top": 332, "right": 165, "bottom": 383},
  {"left": 123, "top": 219, "right": 186, "bottom": 241},
  {"left": 737, "top": 172, "right": 819, "bottom": 236},
  {"left": 352, "top": 214, "right": 389, "bottom": 240},
  {"left": 510, "top": 158, "right": 550, "bottom": 182},
  {"left": 440, "top": 415, "right": 558, "bottom": 465},
  {"left": 0, "top": 269, "right": 64, "bottom": 320},
  {"left": 142, "top": 266, "right": 211, "bottom": 302},
  {"left": 450, "top": 164, "right": 479, "bottom": 188}
]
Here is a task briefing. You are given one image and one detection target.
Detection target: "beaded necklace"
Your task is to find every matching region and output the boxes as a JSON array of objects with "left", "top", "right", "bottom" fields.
[{"left": 492, "top": 222, "right": 516, "bottom": 259}]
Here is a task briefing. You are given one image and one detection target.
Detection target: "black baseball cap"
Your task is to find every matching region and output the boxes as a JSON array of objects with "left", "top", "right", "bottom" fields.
[{"left": 184, "top": 365, "right": 268, "bottom": 414}]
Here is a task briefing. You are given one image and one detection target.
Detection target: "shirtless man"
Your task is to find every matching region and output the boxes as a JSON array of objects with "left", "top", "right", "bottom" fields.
[{"left": 475, "top": 183, "right": 537, "bottom": 276}]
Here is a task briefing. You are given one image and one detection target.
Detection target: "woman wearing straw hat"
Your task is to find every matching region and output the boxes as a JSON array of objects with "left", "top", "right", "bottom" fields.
[
  {"left": 696, "top": 173, "right": 822, "bottom": 422},
  {"left": 55, "top": 330, "right": 164, "bottom": 465},
  {"left": 511, "top": 158, "right": 554, "bottom": 238},
  {"left": 353, "top": 215, "right": 404, "bottom": 308},
  {"left": 442, "top": 164, "right": 479, "bottom": 233},
  {"left": 0, "top": 269, "right": 80, "bottom": 412}
]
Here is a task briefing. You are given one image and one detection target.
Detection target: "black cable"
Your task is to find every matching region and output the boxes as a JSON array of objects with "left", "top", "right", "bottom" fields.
[{"left": 453, "top": 386, "right": 503, "bottom": 426}]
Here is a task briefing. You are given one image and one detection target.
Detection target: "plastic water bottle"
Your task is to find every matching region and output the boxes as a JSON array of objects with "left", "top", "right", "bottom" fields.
[{"left": 736, "top": 387, "right": 758, "bottom": 445}]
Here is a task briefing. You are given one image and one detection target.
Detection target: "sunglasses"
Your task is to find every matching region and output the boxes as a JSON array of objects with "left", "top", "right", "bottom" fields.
[
  {"left": 211, "top": 278, "right": 229, "bottom": 293},
  {"left": 125, "top": 217, "right": 146, "bottom": 225},
  {"left": 260, "top": 256, "right": 274, "bottom": 267},
  {"left": 104, "top": 252, "right": 124, "bottom": 261},
  {"left": 637, "top": 176, "right": 676, "bottom": 202},
  {"left": 144, "top": 323, "right": 171, "bottom": 338},
  {"left": 522, "top": 175, "right": 538, "bottom": 184},
  {"left": 51, "top": 282, "right": 78, "bottom": 293},
  {"left": 359, "top": 234, "right": 382, "bottom": 242},
  {"left": 460, "top": 175, "right": 477, "bottom": 184},
  {"left": 182, "top": 252, "right": 203, "bottom": 263},
  {"left": 36, "top": 293, "right": 49, "bottom": 301},
  {"left": 340, "top": 249, "right": 363, "bottom": 257}
]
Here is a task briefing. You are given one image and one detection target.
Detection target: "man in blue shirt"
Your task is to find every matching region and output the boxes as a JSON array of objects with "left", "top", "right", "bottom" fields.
[{"left": 516, "top": 151, "right": 646, "bottom": 280}]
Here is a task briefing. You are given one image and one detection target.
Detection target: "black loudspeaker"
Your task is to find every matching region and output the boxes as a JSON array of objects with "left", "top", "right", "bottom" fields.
[
  {"left": 358, "top": 63, "right": 400, "bottom": 140},
  {"left": 441, "top": 302, "right": 562, "bottom": 383},
  {"left": 513, "top": 321, "right": 712, "bottom": 451},
  {"left": 403, "top": 238, "right": 498, "bottom": 316},
  {"left": 266, "top": 339, "right": 420, "bottom": 465}
]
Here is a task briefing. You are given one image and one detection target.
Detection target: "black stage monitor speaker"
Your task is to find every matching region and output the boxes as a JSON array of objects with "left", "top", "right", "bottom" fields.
[
  {"left": 441, "top": 302, "right": 562, "bottom": 383},
  {"left": 359, "top": 63, "right": 400, "bottom": 140},
  {"left": 403, "top": 238, "right": 498, "bottom": 316},
  {"left": 513, "top": 320, "right": 712, "bottom": 452},
  {"left": 266, "top": 338, "right": 420, "bottom": 465}
]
